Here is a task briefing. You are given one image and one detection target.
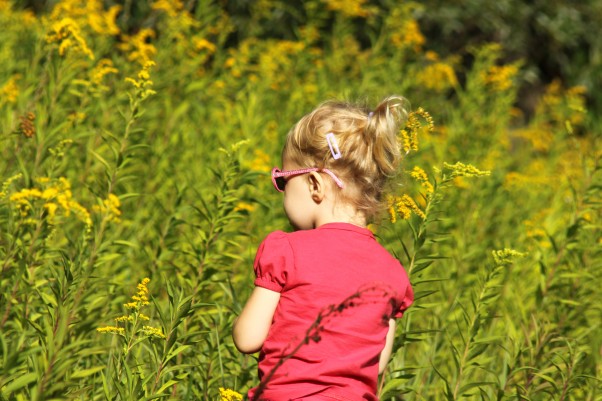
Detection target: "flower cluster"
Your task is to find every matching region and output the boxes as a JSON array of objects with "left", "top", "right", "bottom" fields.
[
  {"left": 125, "top": 60, "right": 157, "bottom": 100},
  {"left": 246, "top": 149, "right": 271, "bottom": 173},
  {"left": 8, "top": 176, "right": 92, "bottom": 228},
  {"left": 219, "top": 388, "right": 243, "bottom": 401},
  {"left": 400, "top": 107, "right": 434, "bottom": 154},
  {"left": 124, "top": 277, "right": 151, "bottom": 310},
  {"left": 92, "top": 193, "right": 121, "bottom": 223},
  {"left": 118, "top": 28, "right": 157, "bottom": 65},
  {"left": 387, "top": 194, "right": 426, "bottom": 223},
  {"left": 392, "top": 19, "right": 425, "bottom": 51},
  {"left": 45, "top": 17, "right": 94, "bottom": 59},
  {"left": 416, "top": 53, "right": 458, "bottom": 92},
  {"left": 492, "top": 248, "right": 527, "bottom": 266},
  {"left": 0, "top": 74, "right": 20, "bottom": 104},
  {"left": 0, "top": 174, "right": 23, "bottom": 200},
  {"left": 97, "top": 278, "right": 166, "bottom": 340},
  {"left": 539, "top": 80, "right": 587, "bottom": 129},
  {"left": 323, "top": 0, "right": 372, "bottom": 18},
  {"left": 409, "top": 166, "right": 434, "bottom": 196},
  {"left": 151, "top": 0, "right": 184, "bottom": 17},
  {"left": 72, "top": 58, "right": 119, "bottom": 97},
  {"left": 48, "top": 0, "right": 121, "bottom": 36},
  {"left": 481, "top": 64, "right": 520, "bottom": 92},
  {"left": 442, "top": 162, "right": 491, "bottom": 178}
]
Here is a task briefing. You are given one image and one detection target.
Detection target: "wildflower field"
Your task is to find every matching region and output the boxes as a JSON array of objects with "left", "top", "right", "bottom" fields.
[{"left": 1, "top": 1, "right": 601, "bottom": 400}]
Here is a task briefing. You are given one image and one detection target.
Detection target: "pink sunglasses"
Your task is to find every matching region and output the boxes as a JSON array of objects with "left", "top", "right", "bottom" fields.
[{"left": 271, "top": 167, "right": 345, "bottom": 192}]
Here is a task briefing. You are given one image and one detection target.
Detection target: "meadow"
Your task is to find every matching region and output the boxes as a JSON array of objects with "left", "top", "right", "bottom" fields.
[{"left": 0, "top": 1, "right": 600, "bottom": 400}]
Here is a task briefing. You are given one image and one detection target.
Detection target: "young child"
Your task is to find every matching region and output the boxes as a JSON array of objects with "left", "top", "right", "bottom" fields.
[{"left": 233, "top": 96, "right": 414, "bottom": 401}]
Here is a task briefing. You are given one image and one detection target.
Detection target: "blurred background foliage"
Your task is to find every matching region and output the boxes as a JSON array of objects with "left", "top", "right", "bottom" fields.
[
  {"left": 19, "top": 0, "right": 602, "bottom": 115},
  {"left": 1, "top": 0, "right": 600, "bottom": 400},
  {"left": 15, "top": 0, "right": 602, "bottom": 111}
]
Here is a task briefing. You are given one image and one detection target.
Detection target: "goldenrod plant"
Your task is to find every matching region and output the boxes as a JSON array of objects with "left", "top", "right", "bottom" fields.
[{"left": 0, "top": 1, "right": 600, "bottom": 400}]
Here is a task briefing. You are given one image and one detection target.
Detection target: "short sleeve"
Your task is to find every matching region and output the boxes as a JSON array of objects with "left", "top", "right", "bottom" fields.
[
  {"left": 393, "top": 283, "right": 414, "bottom": 318},
  {"left": 393, "top": 266, "right": 414, "bottom": 318},
  {"left": 253, "top": 231, "right": 294, "bottom": 293}
]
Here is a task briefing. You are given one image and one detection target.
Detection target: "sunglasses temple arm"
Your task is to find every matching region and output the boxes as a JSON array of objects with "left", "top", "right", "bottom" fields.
[{"left": 322, "top": 169, "right": 344, "bottom": 189}]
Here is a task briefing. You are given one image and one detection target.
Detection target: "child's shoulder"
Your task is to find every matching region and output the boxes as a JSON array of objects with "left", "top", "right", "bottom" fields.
[{"left": 261, "top": 228, "right": 312, "bottom": 245}]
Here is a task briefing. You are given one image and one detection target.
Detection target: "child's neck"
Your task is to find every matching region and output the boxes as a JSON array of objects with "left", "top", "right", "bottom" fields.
[{"left": 314, "top": 203, "right": 366, "bottom": 229}]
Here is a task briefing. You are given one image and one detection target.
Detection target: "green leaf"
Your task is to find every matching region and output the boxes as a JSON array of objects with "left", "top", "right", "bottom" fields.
[
  {"left": 71, "top": 366, "right": 105, "bottom": 379},
  {"left": 1, "top": 373, "right": 38, "bottom": 396},
  {"left": 90, "top": 149, "right": 111, "bottom": 171},
  {"left": 156, "top": 379, "right": 179, "bottom": 394}
]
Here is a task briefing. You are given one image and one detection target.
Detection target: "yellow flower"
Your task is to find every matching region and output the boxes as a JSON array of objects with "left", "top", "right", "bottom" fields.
[
  {"left": 46, "top": 17, "right": 94, "bottom": 59},
  {"left": 387, "top": 194, "right": 425, "bottom": 222},
  {"left": 93, "top": 193, "right": 121, "bottom": 223},
  {"left": 97, "top": 326, "right": 125, "bottom": 335},
  {"left": 151, "top": 0, "right": 184, "bottom": 17},
  {"left": 443, "top": 162, "right": 490, "bottom": 178},
  {"left": 87, "top": 4, "right": 121, "bottom": 35},
  {"left": 416, "top": 62, "right": 458, "bottom": 92},
  {"left": 48, "top": 0, "right": 120, "bottom": 36},
  {"left": 141, "top": 325, "right": 166, "bottom": 339},
  {"left": 399, "top": 107, "right": 434, "bottom": 154},
  {"left": 219, "top": 388, "right": 243, "bottom": 401},
  {"left": 7, "top": 176, "right": 93, "bottom": 228},
  {"left": 0, "top": 75, "right": 20, "bottom": 104},
  {"left": 88, "top": 58, "right": 118, "bottom": 90},
  {"left": 246, "top": 149, "right": 271, "bottom": 173},
  {"left": 492, "top": 248, "right": 526, "bottom": 266},
  {"left": 193, "top": 37, "right": 217, "bottom": 54},
  {"left": 44, "top": 202, "right": 58, "bottom": 219},
  {"left": 481, "top": 64, "right": 519, "bottom": 92},
  {"left": 409, "top": 166, "right": 434, "bottom": 195},
  {"left": 511, "top": 127, "right": 554, "bottom": 153},
  {"left": 323, "top": 0, "right": 371, "bottom": 17},
  {"left": 539, "top": 80, "right": 587, "bottom": 128},
  {"left": 10, "top": 188, "right": 41, "bottom": 215},
  {"left": 234, "top": 202, "right": 256, "bottom": 213},
  {"left": 124, "top": 278, "right": 151, "bottom": 310},
  {"left": 386, "top": 195, "right": 398, "bottom": 223},
  {"left": 118, "top": 29, "right": 157, "bottom": 65},
  {"left": 125, "top": 61, "right": 157, "bottom": 99},
  {"left": 391, "top": 19, "right": 425, "bottom": 51},
  {"left": 99, "top": 278, "right": 166, "bottom": 345},
  {"left": 0, "top": 174, "right": 23, "bottom": 199},
  {"left": 425, "top": 51, "right": 439, "bottom": 62},
  {"left": 68, "top": 201, "right": 92, "bottom": 227},
  {"left": 397, "top": 195, "right": 426, "bottom": 220}
]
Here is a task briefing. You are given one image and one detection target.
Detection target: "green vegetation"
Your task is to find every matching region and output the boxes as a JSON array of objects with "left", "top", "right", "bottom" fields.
[{"left": 1, "top": 1, "right": 600, "bottom": 400}]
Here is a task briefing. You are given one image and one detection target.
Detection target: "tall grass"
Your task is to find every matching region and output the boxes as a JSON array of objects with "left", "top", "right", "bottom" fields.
[{"left": 1, "top": 1, "right": 600, "bottom": 400}]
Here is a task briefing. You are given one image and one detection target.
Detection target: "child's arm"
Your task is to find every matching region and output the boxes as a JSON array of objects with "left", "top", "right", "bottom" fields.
[
  {"left": 378, "top": 318, "right": 396, "bottom": 374},
  {"left": 232, "top": 287, "right": 281, "bottom": 354}
]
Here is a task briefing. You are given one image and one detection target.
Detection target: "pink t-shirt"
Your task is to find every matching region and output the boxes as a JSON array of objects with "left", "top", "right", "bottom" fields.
[{"left": 248, "top": 223, "right": 414, "bottom": 401}]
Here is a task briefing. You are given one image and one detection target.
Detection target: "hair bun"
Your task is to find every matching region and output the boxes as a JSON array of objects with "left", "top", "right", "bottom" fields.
[{"left": 364, "top": 95, "right": 410, "bottom": 176}]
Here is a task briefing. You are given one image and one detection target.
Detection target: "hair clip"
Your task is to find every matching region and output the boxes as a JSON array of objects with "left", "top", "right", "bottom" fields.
[
  {"left": 367, "top": 111, "right": 374, "bottom": 123},
  {"left": 326, "top": 132, "right": 342, "bottom": 160}
]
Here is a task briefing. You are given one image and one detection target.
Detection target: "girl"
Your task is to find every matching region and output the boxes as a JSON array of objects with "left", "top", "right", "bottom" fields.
[{"left": 233, "top": 96, "right": 414, "bottom": 401}]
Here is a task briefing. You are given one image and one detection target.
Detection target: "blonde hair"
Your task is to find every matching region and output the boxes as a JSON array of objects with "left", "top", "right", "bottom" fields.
[{"left": 283, "top": 95, "right": 410, "bottom": 219}]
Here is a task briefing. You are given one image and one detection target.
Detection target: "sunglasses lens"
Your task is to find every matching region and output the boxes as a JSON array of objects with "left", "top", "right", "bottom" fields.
[{"left": 275, "top": 176, "right": 286, "bottom": 191}]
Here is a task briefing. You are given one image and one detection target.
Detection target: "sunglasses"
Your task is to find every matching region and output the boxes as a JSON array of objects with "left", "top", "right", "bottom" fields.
[{"left": 271, "top": 167, "right": 345, "bottom": 192}]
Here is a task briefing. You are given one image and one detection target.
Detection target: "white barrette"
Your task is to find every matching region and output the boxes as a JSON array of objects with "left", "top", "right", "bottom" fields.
[{"left": 326, "top": 132, "right": 341, "bottom": 160}]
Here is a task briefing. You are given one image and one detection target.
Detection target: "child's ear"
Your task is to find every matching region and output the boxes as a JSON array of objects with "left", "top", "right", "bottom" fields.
[{"left": 307, "top": 172, "right": 325, "bottom": 203}]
